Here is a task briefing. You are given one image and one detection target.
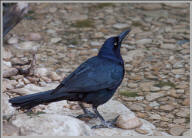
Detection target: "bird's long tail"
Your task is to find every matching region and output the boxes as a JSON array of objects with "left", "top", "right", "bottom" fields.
[{"left": 9, "top": 89, "right": 69, "bottom": 110}]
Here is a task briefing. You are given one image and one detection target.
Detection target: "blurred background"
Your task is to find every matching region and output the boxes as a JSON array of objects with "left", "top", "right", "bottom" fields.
[{"left": 3, "top": 3, "right": 190, "bottom": 136}]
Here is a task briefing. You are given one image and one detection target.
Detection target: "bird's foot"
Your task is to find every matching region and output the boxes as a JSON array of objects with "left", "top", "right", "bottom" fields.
[
  {"left": 76, "top": 111, "right": 97, "bottom": 119},
  {"left": 91, "top": 115, "right": 120, "bottom": 129}
]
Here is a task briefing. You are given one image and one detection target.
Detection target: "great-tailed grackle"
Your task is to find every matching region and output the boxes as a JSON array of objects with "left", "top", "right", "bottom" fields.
[{"left": 9, "top": 29, "right": 131, "bottom": 128}]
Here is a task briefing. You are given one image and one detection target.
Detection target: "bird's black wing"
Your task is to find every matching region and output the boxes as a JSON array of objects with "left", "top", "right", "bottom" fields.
[{"left": 51, "top": 57, "right": 123, "bottom": 95}]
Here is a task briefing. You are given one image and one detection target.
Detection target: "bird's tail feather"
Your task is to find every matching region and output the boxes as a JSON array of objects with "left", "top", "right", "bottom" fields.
[{"left": 9, "top": 89, "right": 69, "bottom": 109}]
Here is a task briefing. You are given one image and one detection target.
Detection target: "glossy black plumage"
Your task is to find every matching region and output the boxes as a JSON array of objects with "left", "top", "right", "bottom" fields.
[{"left": 9, "top": 29, "right": 131, "bottom": 128}]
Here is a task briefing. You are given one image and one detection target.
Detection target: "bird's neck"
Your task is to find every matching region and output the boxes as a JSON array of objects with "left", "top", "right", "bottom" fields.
[{"left": 98, "top": 49, "right": 124, "bottom": 64}]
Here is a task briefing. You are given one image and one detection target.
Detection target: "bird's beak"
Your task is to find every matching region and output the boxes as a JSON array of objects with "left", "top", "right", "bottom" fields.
[{"left": 118, "top": 28, "right": 131, "bottom": 43}]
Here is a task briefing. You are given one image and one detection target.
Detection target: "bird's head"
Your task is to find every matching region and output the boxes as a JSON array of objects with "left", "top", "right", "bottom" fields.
[{"left": 98, "top": 29, "right": 131, "bottom": 62}]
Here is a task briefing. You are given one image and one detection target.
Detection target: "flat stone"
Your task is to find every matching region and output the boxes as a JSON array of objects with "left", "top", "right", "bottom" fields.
[
  {"left": 3, "top": 68, "right": 18, "bottom": 78},
  {"left": 146, "top": 92, "right": 165, "bottom": 101},
  {"left": 136, "top": 39, "right": 152, "bottom": 45},
  {"left": 113, "top": 23, "right": 129, "bottom": 29},
  {"left": 161, "top": 43, "right": 176, "bottom": 50},
  {"left": 172, "top": 69, "right": 185, "bottom": 75},
  {"left": 160, "top": 105, "right": 175, "bottom": 111},
  {"left": 50, "top": 38, "right": 62, "bottom": 44},
  {"left": 169, "top": 126, "right": 185, "bottom": 136}
]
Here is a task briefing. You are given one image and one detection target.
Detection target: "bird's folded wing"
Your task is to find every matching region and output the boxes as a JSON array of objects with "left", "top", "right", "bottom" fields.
[{"left": 51, "top": 58, "right": 123, "bottom": 95}]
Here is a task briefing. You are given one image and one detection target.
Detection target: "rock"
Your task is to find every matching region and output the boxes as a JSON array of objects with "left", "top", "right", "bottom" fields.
[
  {"left": 15, "top": 41, "right": 40, "bottom": 53},
  {"left": 136, "top": 39, "right": 152, "bottom": 45},
  {"left": 150, "top": 86, "right": 160, "bottom": 92},
  {"left": 139, "top": 4, "right": 162, "bottom": 10},
  {"left": 49, "top": 72, "right": 61, "bottom": 81},
  {"left": 128, "top": 83, "right": 138, "bottom": 88},
  {"left": 146, "top": 92, "right": 165, "bottom": 101},
  {"left": 34, "top": 68, "right": 49, "bottom": 77},
  {"left": 50, "top": 38, "right": 62, "bottom": 43},
  {"left": 172, "top": 69, "right": 185, "bottom": 75},
  {"left": 149, "top": 101, "right": 160, "bottom": 107},
  {"left": 8, "top": 37, "right": 18, "bottom": 44},
  {"left": 160, "top": 105, "right": 175, "bottom": 111},
  {"left": 161, "top": 43, "right": 176, "bottom": 50},
  {"left": 2, "top": 79, "right": 18, "bottom": 91},
  {"left": 123, "top": 49, "right": 145, "bottom": 63},
  {"left": 129, "top": 104, "right": 144, "bottom": 111},
  {"left": 3, "top": 47, "right": 13, "bottom": 60},
  {"left": 27, "top": 33, "right": 42, "bottom": 41},
  {"left": 173, "top": 118, "right": 186, "bottom": 124},
  {"left": 2, "top": 93, "right": 15, "bottom": 117},
  {"left": 3, "top": 61, "right": 12, "bottom": 67},
  {"left": 113, "top": 23, "right": 129, "bottom": 29},
  {"left": 183, "top": 97, "right": 190, "bottom": 106},
  {"left": 182, "top": 130, "right": 190, "bottom": 136},
  {"left": 11, "top": 114, "right": 93, "bottom": 136},
  {"left": 164, "top": 3, "right": 188, "bottom": 8},
  {"left": 3, "top": 122, "right": 20, "bottom": 136},
  {"left": 116, "top": 115, "right": 143, "bottom": 129},
  {"left": 169, "top": 126, "right": 185, "bottom": 136},
  {"left": 3, "top": 67, "right": 18, "bottom": 78},
  {"left": 135, "top": 128, "right": 148, "bottom": 134},
  {"left": 15, "top": 79, "right": 25, "bottom": 88},
  {"left": 150, "top": 114, "right": 161, "bottom": 120},
  {"left": 176, "top": 109, "right": 189, "bottom": 117},
  {"left": 49, "top": 7, "right": 57, "bottom": 13},
  {"left": 90, "top": 41, "right": 101, "bottom": 47}
]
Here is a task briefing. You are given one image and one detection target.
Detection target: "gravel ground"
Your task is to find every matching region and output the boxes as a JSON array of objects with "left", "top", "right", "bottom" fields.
[{"left": 3, "top": 3, "right": 190, "bottom": 136}]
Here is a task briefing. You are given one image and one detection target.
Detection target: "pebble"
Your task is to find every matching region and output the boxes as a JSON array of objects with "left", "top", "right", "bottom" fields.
[
  {"left": 160, "top": 105, "right": 175, "bottom": 111},
  {"left": 182, "top": 97, "right": 190, "bottom": 106},
  {"left": 161, "top": 43, "right": 176, "bottom": 50},
  {"left": 27, "top": 33, "right": 42, "bottom": 41},
  {"left": 146, "top": 92, "right": 165, "bottom": 101},
  {"left": 50, "top": 38, "right": 62, "bottom": 43},
  {"left": 49, "top": 72, "right": 61, "bottom": 81},
  {"left": 176, "top": 109, "right": 189, "bottom": 117},
  {"left": 129, "top": 104, "right": 144, "bottom": 111},
  {"left": 3, "top": 68, "right": 18, "bottom": 78},
  {"left": 113, "top": 23, "right": 129, "bottom": 29},
  {"left": 136, "top": 39, "right": 152, "bottom": 45},
  {"left": 173, "top": 118, "right": 186, "bottom": 124},
  {"left": 135, "top": 128, "right": 148, "bottom": 134},
  {"left": 150, "top": 114, "right": 161, "bottom": 120},
  {"left": 172, "top": 69, "right": 185, "bottom": 75},
  {"left": 169, "top": 126, "right": 185, "bottom": 136},
  {"left": 116, "top": 115, "right": 143, "bottom": 129},
  {"left": 150, "top": 86, "right": 160, "bottom": 92},
  {"left": 90, "top": 41, "right": 101, "bottom": 47},
  {"left": 8, "top": 37, "right": 18, "bottom": 44}
]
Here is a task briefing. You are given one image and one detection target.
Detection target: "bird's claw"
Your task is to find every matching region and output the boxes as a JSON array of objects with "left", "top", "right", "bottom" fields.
[
  {"left": 76, "top": 111, "right": 97, "bottom": 119},
  {"left": 91, "top": 115, "right": 120, "bottom": 129}
]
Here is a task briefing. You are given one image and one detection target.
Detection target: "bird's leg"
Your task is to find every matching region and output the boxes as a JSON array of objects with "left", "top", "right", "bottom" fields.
[
  {"left": 91, "top": 105, "right": 119, "bottom": 129},
  {"left": 76, "top": 102, "right": 97, "bottom": 119}
]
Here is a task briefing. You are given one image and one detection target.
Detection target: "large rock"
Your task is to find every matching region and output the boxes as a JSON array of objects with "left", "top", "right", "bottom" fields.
[
  {"left": 11, "top": 114, "right": 93, "bottom": 136},
  {"left": 2, "top": 93, "right": 15, "bottom": 118}
]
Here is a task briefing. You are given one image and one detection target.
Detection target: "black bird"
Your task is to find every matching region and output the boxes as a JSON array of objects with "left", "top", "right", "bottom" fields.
[{"left": 9, "top": 29, "right": 131, "bottom": 128}]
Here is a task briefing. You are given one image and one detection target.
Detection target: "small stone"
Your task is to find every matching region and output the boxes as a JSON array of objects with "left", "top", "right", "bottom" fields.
[
  {"left": 129, "top": 104, "right": 144, "bottom": 111},
  {"left": 173, "top": 118, "right": 186, "bottom": 124},
  {"left": 161, "top": 86, "right": 171, "bottom": 91},
  {"left": 3, "top": 61, "right": 12, "bottom": 67},
  {"left": 149, "top": 101, "right": 160, "bottom": 107},
  {"left": 50, "top": 38, "right": 62, "bottom": 43},
  {"left": 113, "top": 23, "right": 129, "bottom": 29},
  {"left": 2, "top": 93, "right": 15, "bottom": 117},
  {"left": 39, "top": 81, "right": 47, "bottom": 87},
  {"left": 146, "top": 92, "right": 165, "bottom": 101},
  {"left": 183, "top": 97, "right": 190, "bottom": 106},
  {"left": 135, "top": 128, "right": 148, "bottom": 134},
  {"left": 136, "top": 112, "right": 146, "bottom": 118},
  {"left": 23, "top": 78, "right": 30, "bottom": 84},
  {"left": 3, "top": 68, "right": 18, "bottom": 78},
  {"left": 150, "top": 114, "right": 161, "bottom": 120},
  {"left": 116, "top": 114, "right": 143, "bottom": 129},
  {"left": 176, "top": 109, "right": 189, "bottom": 117},
  {"left": 11, "top": 57, "right": 29, "bottom": 65},
  {"left": 136, "top": 39, "right": 152, "bottom": 45},
  {"left": 15, "top": 79, "right": 25, "bottom": 88},
  {"left": 167, "top": 89, "right": 179, "bottom": 98},
  {"left": 49, "top": 72, "right": 61, "bottom": 81},
  {"left": 27, "top": 33, "right": 42, "bottom": 41},
  {"left": 90, "top": 41, "right": 101, "bottom": 47},
  {"left": 34, "top": 68, "right": 49, "bottom": 77},
  {"left": 139, "top": 4, "right": 162, "bottom": 10},
  {"left": 161, "top": 43, "right": 176, "bottom": 50},
  {"left": 182, "top": 130, "right": 190, "bottom": 136},
  {"left": 150, "top": 86, "right": 160, "bottom": 92},
  {"left": 128, "top": 83, "right": 138, "bottom": 88},
  {"left": 172, "top": 69, "right": 185, "bottom": 75},
  {"left": 3, "top": 122, "right": 19, "bottom": 136},
  {"left": 169, "top": 126, "right": 185, "bottom": 136},
  {"left": 160, "top": 105, "right": 175, "bottom": 111},
  {"left": 8, "top": 37, "right": 18, "bottom": 44},
  {"left": 176, "top": 89, "right": 185, "bottom": 94},
  {"left": 49, "top": 7, "right": 57, "bottom": 13}
]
